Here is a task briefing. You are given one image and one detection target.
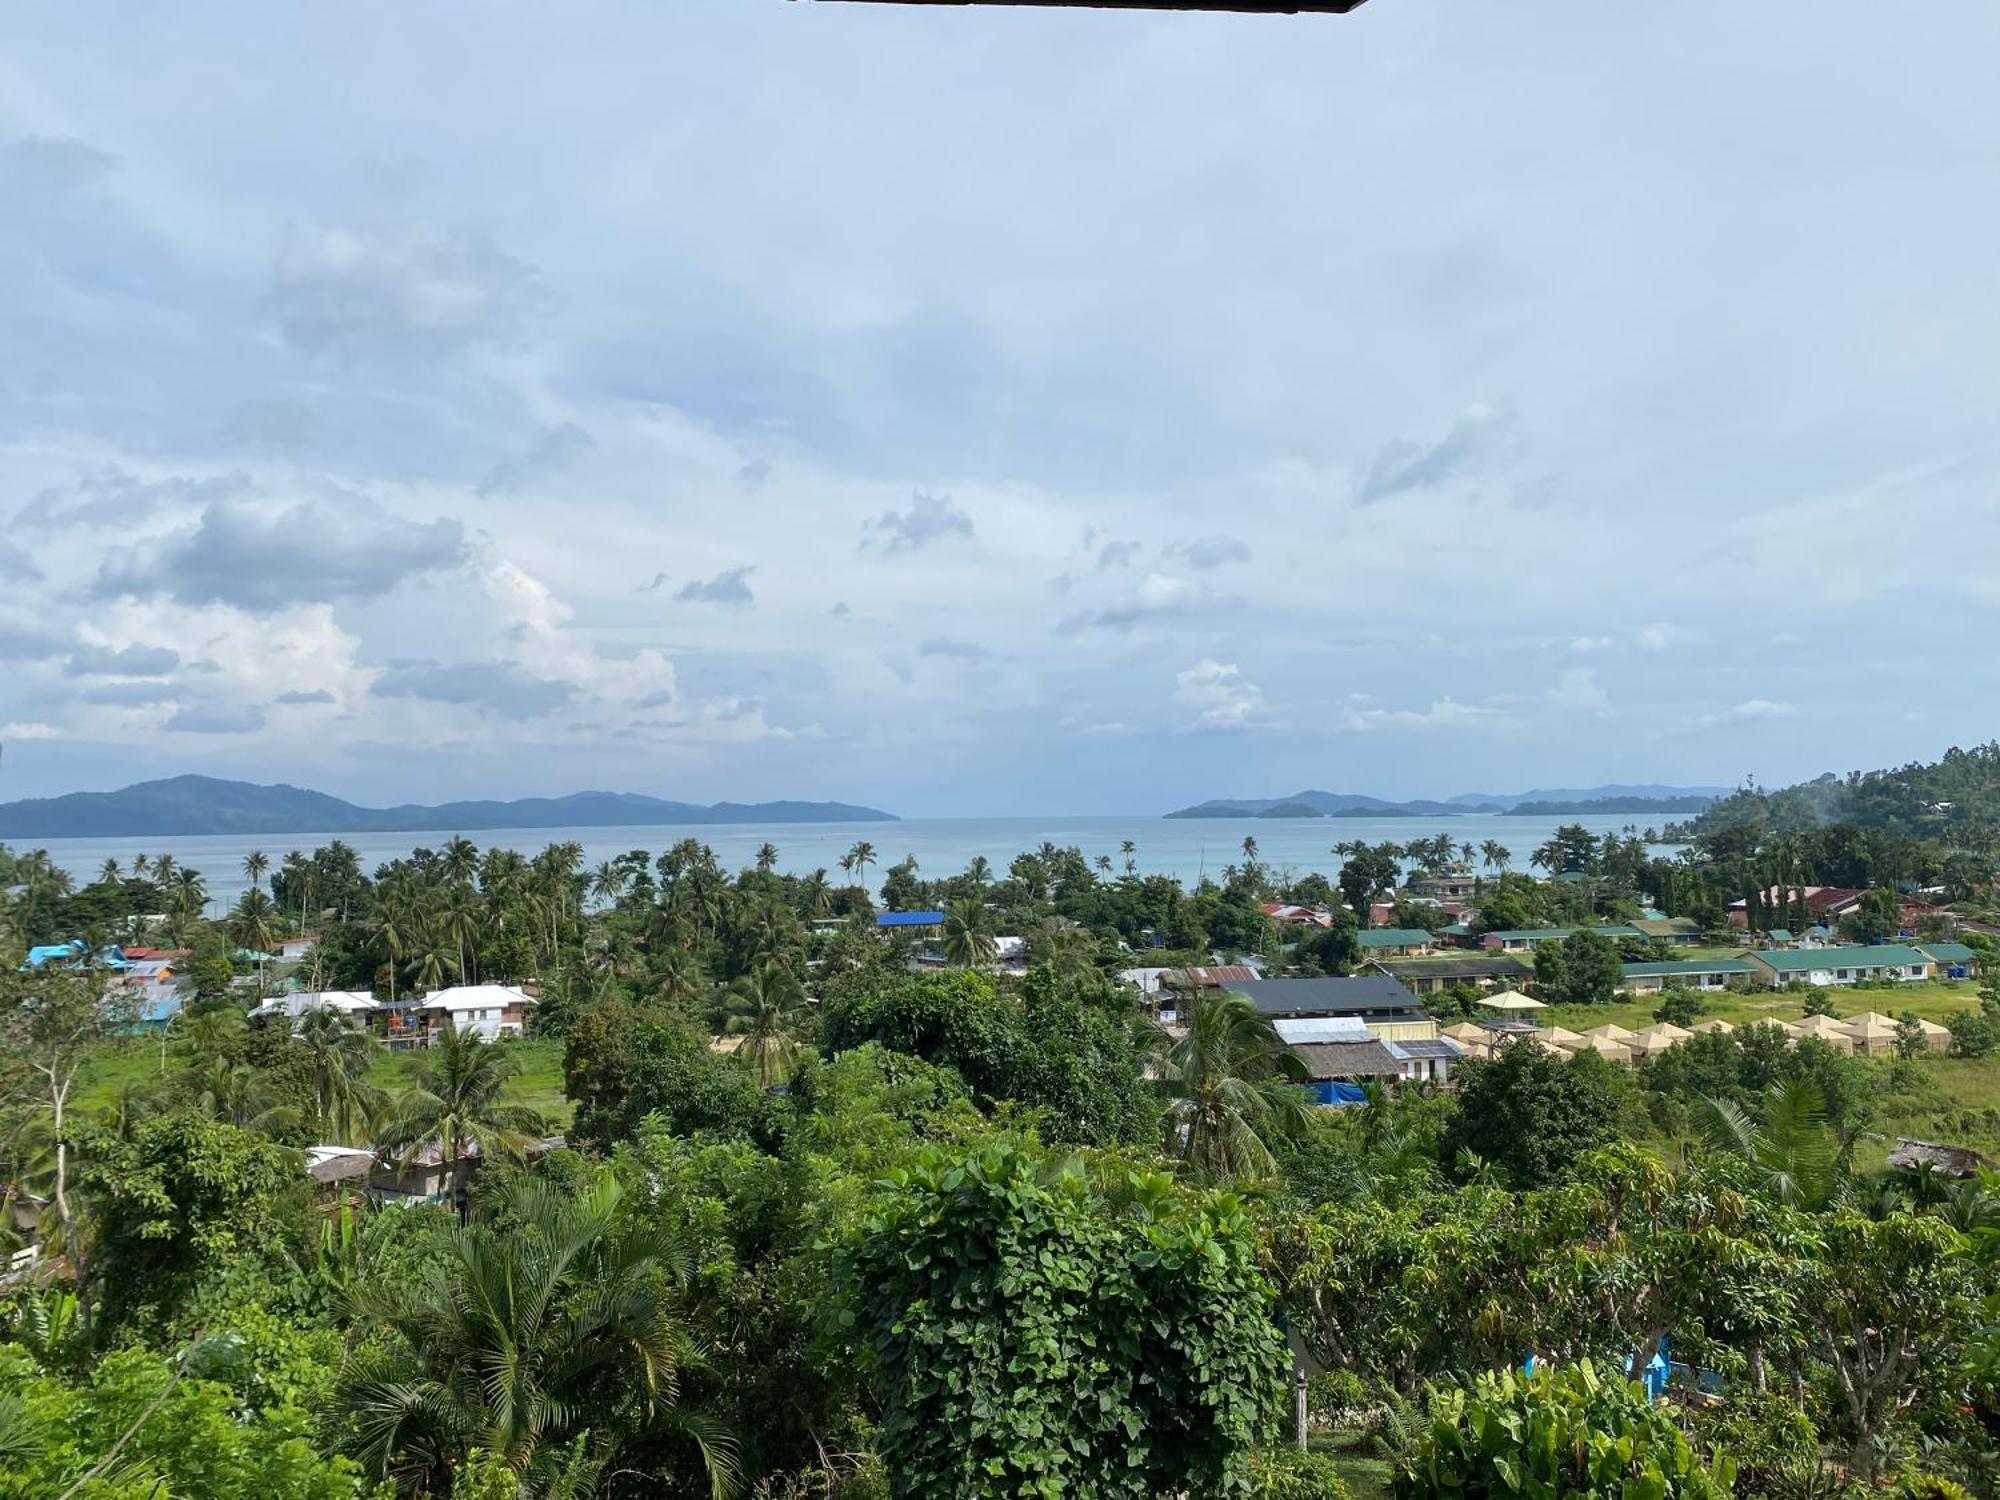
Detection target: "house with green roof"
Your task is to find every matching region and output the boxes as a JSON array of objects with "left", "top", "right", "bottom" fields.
[
  {"left": 1915, "top": 941, "right": 1979, "bottom": 976},
  {"left": 1479, "top": 924, "right": 1641, "bottom": 953},
  {"left": 1355, "top": 928, "right": 1435, "bottom": 956},
  {"left": 1618, "top": 957, "right": 1758, "bottom": 994},
  {"left": 1740, "top": 944, "right": 1934, "bottom": 988}
]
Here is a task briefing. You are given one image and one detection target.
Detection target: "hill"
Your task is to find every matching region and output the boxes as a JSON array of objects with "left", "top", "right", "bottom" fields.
[
  {"left": 1164, "top": 783, "right": 1726, "bottom": 819},
  {"left": 0, "top": 775, "right": 896, "bottom": 838}
]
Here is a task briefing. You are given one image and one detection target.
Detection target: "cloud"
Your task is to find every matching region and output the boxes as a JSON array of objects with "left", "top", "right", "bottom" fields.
[
  {"left": 1096, "top": 539, "right": 1142, "bottom": 571},
  {"left": 95, "top": 498, "right": 467, "bottom": 612},
  {"left": 829, "top": 601, "right": 851, "bottom": 618},
  {"left": 0, "top": 542, "right": 42, "bottom": 582},
  {"left": 674, "top": 566, "right": 755, "bottom": 606},
  {"left": 16, "top": 469, "right": 251, "bottom": 529},
  {"left": 1339, "top": 695, "right": 1513, "bottom": 733},
  {"left": 862, "top": 490, "right": 974, "bottom": 552},
  {"left": 1175, "top": 660, "right": 1278, "bottom": 732},
  {"left": 1059, "top": 573, "right": 1239, "bottom": 633},
  {"left": 371, "top": 659, "right": 575, "bottom": 719},
  {"left": 476, "top": 422, "right": 594, "bottom": 496},
  {"left": 1168, "top": 536, "right": 1252, "bottom": 570},
  {"left": 165, "top": 702, "right": 266, "bottom": 734},
  {"left": 1693, "top": 699, "right": 1795, "bottom": 730},
  {"left": 81, "top": 681, "right": 180, "bottom": 706},
  {"left": 918, "top": 637, "right": 988, "bottom": 663},
  {"left": 275, "top": 688, "right": 335, "bottom": 704},
  {"left": 0, "top": 722, "right": 63, "bottom": 741},
  {"left": 1358, "top": 403, "right": 1524, "bottom": 503},
  {"left": 634, "top": 571, "right": 669, "bottom": 594},
  {"left": 736, "top": 458, "right": 773, "bottom": 487},
  {"left": 1635, "top": 621, "right": 1696, "bottom": 652},
  {"left": 268, "top": 226, "right": 540, "bottom": 359},
  {"left": 0, "top": 626, "right": 63, "bottom": 661},
  {"left": 65, "top": 643, "right": 181, "bottom": 677},
  {"left": 0, "top": 136, "right": 116, "bottom": 198}
]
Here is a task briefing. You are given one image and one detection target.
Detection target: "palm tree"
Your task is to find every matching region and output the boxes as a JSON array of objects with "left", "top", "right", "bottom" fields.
[
  {"left": 800, "top": 869, "right": 833, "bottom": 920},
  {"left": 375, "top": 1024, "right": 546, "bottom": 1172},
  {"left": 1158, "top": 990, "right": 1311, "bottom": 1182},
  {"left": 755, "top": 841, "right": 779, "bottom": 874},
  {"left": 1697, "top": 1077, "right": 1842, "bottom": 1210},
  {"left": 590, "top": 860, "right": 625, "bottom": 910},
  {"left": 647, "top": 947, "right": 708, "bottom": 1008},
  {"left": 343, "top": 1171, "right": 736, "bottom": 1496},
  {"left": 168, "top": 867, "right": 208, "bottom": 935},
  {"left": 1120, "top": 839, "right": 1137, "bottom": 876},
  {"left": 722, "top": 964, "right": 806, "bottom": 1088},
  {"left": 294, "top": 1006, "right": 383, "bottom": 1143},
  {"left": 408, "top": 923, "right": 461, "bottom": 996},
  {"left": 242, "top": 849, "right": 269, "bottom": 892},
  {"left": 228, "top": 887, "right": 279, "bottom": 963},
  {"left": 941, "top": 898, "right": 996, "bottom": 968},
  {"left": 844, "top": 841, "right": 876, "bottom": 891},
  {"left": 96, "top": 857, "right": 122, "bottom": 887},
  {"left": 441, "top": 835, "right": 480, "bottom": 889},
  {"left": 1481, "top": 839, "right": 1510, "bottom": 873},
  {"left": 185, "top": 1057, "right": 302, "bottom": 1137},
  {"left": 965, "top": 855, "right": 992, "bottom": 888}
]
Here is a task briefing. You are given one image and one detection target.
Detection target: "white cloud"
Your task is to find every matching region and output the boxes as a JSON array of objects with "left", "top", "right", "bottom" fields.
[
  {"left": 1175, "top": 660, "right": 1279, "bottom": 733},
  {"left": 1693, "top": 699, "right": 1796, "bottom": 730}
]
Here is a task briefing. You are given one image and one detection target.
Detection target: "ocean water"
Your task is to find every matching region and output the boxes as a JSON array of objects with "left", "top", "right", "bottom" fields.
[{"left": 24, "top": 811, "right": 1661, "bottom": 914}]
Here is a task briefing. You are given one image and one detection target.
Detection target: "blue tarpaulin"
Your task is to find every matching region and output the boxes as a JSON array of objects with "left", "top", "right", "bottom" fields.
[{"left": 1308, "top": 1080, "right": 1371, "bottom": 1106}]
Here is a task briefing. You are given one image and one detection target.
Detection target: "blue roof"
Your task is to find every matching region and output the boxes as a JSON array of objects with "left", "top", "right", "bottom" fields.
[
  {"left": 876, "top": 910, "right": 945, "bottom": 928},
  {"left": 24, "top": 941, "right": 125, "bottom": 970}
]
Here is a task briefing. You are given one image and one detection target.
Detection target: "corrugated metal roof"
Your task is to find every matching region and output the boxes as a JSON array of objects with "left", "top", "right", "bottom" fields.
[
  {"left": 1273, "top": 1016, "right": 1373, "bottom": 1044},
  {"left": 1224, "top": 974, "right": 1420, "bottom": 1017},
  {"left": 1356, "top": 928, "right": 1433, "bottom": 948},
  {"left": 1746, "top": 944, "right": 1929, "bottom": 972},
  {"left": 1621, "top": 958, "right": 1756, "bottom": 978}
]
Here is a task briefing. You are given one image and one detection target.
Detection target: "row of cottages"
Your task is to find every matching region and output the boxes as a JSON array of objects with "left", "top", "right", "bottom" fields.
[
  {"left": 252, "top": 984, "right": 537, "bottom": 1047},
  {"left": 1480, "top": 924, "right": 1640, "bottom": 953},
  {"left": 1616, "top": 942, "right": 1977, "bottom": 994},
  {"left": 1218, "top": 974, "right": 1468, "bottom": 1098}
]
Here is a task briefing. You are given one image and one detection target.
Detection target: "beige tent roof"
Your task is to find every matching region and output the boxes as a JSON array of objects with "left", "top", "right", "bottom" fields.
[
  {"left": 1635, "top": 1021, "right": 1693, "bottom": 1042},
  {"left": 1914, "top": 1016, "right": 1951, "bottom": 1036},
  {"left": 1479, "top": 990, "right": 1547, "bottom": 1012},
  {"left": 1584, "top": 1022, "right": 1636, "bottom": 1042},
  {"left": 1843, "top": 1011, "right": 1901, "bottom": 1030},
  {"left": 1843, "top": 1014, "right": 1899, "bottom": 1037},
  {"left": 1575, "top": 1035, "right": 1634, "bottom": 1062},
  {"left": 1537, "top": 1025, "right": 1586, "bottom": 1045},
  {"left": 1690, "top": 1018, "right": 1735, "bottom": 1034},
  {"left": 1795, "top": 1014, "right": 1854, "bottom": 1035},
  {"left": 1441, "top": 1022, "right": 1489, "bottom": 1042}
]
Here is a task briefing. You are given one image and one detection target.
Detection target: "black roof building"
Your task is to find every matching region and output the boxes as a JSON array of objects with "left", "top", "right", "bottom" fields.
[{"left": 1222, "top": 973, "right": 1422, "bottom": 1021}]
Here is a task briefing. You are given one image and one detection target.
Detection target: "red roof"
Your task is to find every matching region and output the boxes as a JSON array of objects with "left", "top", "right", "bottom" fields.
[{"left": 122, "top": 947, "right": 191, "bottom": 961}]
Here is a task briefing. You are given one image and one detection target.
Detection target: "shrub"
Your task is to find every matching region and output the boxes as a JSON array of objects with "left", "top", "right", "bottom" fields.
[
  {"left": 1248, "top": 1448, "right": 1355, "bottom": 1499},
  {"left": 1391, "top": 1362, "right": 1737, "bottom": 1500}
]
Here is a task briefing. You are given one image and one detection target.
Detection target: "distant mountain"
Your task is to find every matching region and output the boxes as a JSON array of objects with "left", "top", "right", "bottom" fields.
[
  {"left": 1165, "top": 783, "right": 1729, "bottom": 819},
  {"left": 1445, "top": 783, "right": 1732, "bottom": 810},
  {"left": 0, "top": 775, "right": 897, "bottom": 838},
  {"left": 1165, "top": 789, "right": 1468, "bottom": 819}
]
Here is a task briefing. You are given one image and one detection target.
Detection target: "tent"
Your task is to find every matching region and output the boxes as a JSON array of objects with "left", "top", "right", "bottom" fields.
[
  {"left": 1584, "top": 1022, "right": 1637, "bottom": 1042},
  {"left": 1479, "top": 990, "right": 1546, "bottom": 1012},
  {"left": 1537, "top": 1025, "right": 1586, "bottom": 1046},
  {"left": 1575, "top": 1035, "right": 1634, "bottom": 1063},
  {"left": 1690, "top": 1018, "right": 1735, "bottom": 1034},
  {"left": 1637, "top": 1020, "right": 1692, "bottom": 1042}
]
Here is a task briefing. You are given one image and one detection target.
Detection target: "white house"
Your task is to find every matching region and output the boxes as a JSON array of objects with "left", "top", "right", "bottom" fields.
[
  {"left": 250, "top": 990, "right": 376, "bottom": 1025},
  {"left": 413, "top": 984, "right": 537, "bottom": 1042}
]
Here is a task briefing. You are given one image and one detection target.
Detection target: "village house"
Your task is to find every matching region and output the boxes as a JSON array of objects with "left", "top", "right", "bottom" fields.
[
  {"left": 1618, "top": 957, "right": 1758, "bottom": 994},
  {"left": 1631, "top": 916, "right": 1704, "bottom": 945},
  {"left": 1725, "top": 887, "right": 1862, "bottom": 931},
  {"left": 1739, "top": 944, "right": 1933, "bottom": 988},
  {"left": 1479, "top": 924, "right": 1640, "bottom": 953},
  {"left": 1368, "top": 952, "right": 1535, "bottom": 996},
  {"left": 1223, "top": 973, "right": 1436, "bottom": 1042},
  {"left": 1260, "top": 902, "right": 1334, "bottom": 929},
  {"left": 1915, "top": 941, "right": 1980, "bottom": 977},
  {"left": 1270, "top": 1015, "right": 1467, "bottom": 1101},
  {"left": 410, "top": 983, "right": 538, "bottom": 1042},
  {"left": 1406, "top": 872, "right": 1480, "bottom": 901},
  {"left": 1353, "top": 927, "right": 1435, "bottom": 957}
]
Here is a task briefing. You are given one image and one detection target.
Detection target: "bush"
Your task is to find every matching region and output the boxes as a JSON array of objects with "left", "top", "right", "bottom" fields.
[
  {"left": 1391, "top": 1362, "right": 1737, "bottom": 1500},
  {"left": 1248, "top": 1448, "right": 1355, "bottom": 1499}
]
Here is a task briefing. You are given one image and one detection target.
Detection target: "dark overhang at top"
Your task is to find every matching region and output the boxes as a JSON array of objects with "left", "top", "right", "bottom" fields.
[{"left": 809, "top": 1, "right": 1367, "bottom": 13}]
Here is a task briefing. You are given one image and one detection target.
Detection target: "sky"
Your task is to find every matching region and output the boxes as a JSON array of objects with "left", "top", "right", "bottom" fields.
[{"left": 4, "top": 1, "right": 2000, "bottom": 818}]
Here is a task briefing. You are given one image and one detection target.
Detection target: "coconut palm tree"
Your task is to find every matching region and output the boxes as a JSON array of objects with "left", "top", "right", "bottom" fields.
[
  {"left": 375, "top": 1024, "right": 546, "bottom": 1172},
  {"left": 167, "top": 867, "right": 206, "bottom": 933},
  {"left": 844, "top": 841, "right": 876, "bottom": 891},
  {"left": 722, "top": 964, "right": 807, "bottom": 1088},
  {"left": 227, "top": 887, "right": 279, "bottom": 968},
  {"left": 242, "top": 849, "right": 269, "bottom": 892},
  {"left": 96, "top": 857, "right": 122, "bottom": 887},
  {"left": 800, "top": 868, "right": 833, "bottom": 919},
  {"left": 646, "top": 947, "right": 707, "bottom": 1009},
  {"left": 1481, "top": 839, "right": 1510, "bottom": 873},
  {"left": 754, "top": 841, "right": 779, "bottom": 874},
  {"left": 294, "top": 1005, "right": 383, "bottom": 1143},
  {"left": 941, "top": 898, "right": 996, "bottom": 968},
  {"left": 1120, "top": 839, "right": 1137, "bottom": 876},
  {"left": 1158, "top": 990, "right": 1311, "bottom": 1182},
  {"left": 343, "top": 1170, "right": 736, "bottom": 1497},
  {"left": 1697, "top": 1076, "right": 1843, "bottom": 1210}
]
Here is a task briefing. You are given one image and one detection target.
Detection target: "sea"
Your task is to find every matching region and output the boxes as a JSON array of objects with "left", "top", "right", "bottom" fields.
[{"left": 24, "top": 811, "right": 1663, "bottom": 914}]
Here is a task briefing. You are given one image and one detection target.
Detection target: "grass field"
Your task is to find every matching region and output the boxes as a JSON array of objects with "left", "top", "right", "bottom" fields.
[
  {"left": 78, "top": 1033, "right": 573, "bottom": 1132},
  {"left": 1535, "top": 978, "right": 1983, "bottom": 1034}
]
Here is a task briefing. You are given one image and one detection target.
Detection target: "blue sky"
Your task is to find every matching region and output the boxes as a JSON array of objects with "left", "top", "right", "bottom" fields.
[{"left": 4, "top": 1, "right": 1999, "bottom": 817}]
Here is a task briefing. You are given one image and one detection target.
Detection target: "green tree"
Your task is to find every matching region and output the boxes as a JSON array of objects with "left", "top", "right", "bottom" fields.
[
  {"left": 292, "top": 1004, "right": 383, "bottom": 1142},
  {"left": 839, "top": 1139, "right": 1286, "bottom": 1500},
  {"left": 1536, "top": 928, "right": 1621, "bottom": 1006},
  {"left": 940, "top": 896, "right": 996, "bottom": 968},
  {"left": 1696, "top": 1076, "right": 1841, "bottom": 1210},
  {"left": 375, "top": 1025, "right": 546, "bottom": 1171},
  {"left": 1440, "top": 1044, "right": 1622, "bottom": 1188},
  {"left": 345, "top": 1169, "right": 736, "bottom": 1496},
  {"left": 1652, "top": 987, "right": 1708, "bottom": 1028},
  {"left": 80, "top": 1109, "right": 309, "bottom": 1335},
  {"left": 721, "top": 962, "right": 807, "bottom": 1088},
  {"left": 1159, "top": 990, "right": 1311, "bottom": 1182}
]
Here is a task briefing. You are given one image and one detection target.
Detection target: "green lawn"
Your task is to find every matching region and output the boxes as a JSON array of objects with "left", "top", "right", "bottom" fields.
[
  {"left": 79, "top": 1033, "right": 572, "bottom": 1132},
  {"left": 1536, "top": 979, "right": 1983, "bottom": 1035}
]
